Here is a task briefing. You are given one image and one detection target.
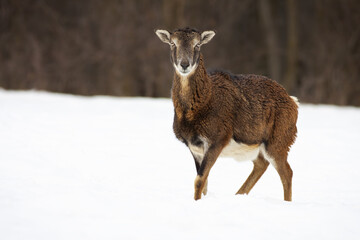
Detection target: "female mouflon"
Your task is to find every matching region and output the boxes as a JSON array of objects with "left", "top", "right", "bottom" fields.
[{"left": 155, "top": 27, "right": 298, "bottom": 201}]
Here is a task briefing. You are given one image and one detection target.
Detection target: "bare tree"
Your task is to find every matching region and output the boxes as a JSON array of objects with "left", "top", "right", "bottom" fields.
[
  {"left": 284, "top": 0, "right": 298, "bottom": 94},
  {"left": 258, "top": 0, "right": 281, "bottom": 82}
]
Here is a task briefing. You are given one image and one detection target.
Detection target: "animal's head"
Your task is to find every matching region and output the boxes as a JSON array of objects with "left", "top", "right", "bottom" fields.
[{"left": 155, "top": 28, "right": 215, "bottom": 76}]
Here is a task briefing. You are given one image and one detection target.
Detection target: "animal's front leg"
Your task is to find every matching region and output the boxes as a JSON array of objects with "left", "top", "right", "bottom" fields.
[
  {"left": 194, "top": 175, "right": 207, "bottom": 200},
  {"left": 194, "top": 145, "right": 222, "bottom": 200},
  {"left": 192, "top": 155, "right": 208, "bottom": 197}
]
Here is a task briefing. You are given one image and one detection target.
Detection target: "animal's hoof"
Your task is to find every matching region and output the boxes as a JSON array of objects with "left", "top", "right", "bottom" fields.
[
  {"left": 194, "top": 193, "right": 202, "bottom": 201},
  {"left": 235, "top": 190, "right": 246, "bottom": 195}
]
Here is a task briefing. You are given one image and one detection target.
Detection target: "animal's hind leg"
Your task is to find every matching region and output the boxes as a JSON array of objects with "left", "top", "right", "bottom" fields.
[
  {"left": 236, "top": 154, "right": 269, "bottom": 195},
  {"left": 273, "top": 158, "right": 293, "bottom": 201}
]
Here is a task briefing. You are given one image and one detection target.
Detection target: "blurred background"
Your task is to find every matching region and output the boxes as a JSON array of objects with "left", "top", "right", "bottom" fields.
[{"left": 0, "top": 0, "right": 359, "bottom": 105}]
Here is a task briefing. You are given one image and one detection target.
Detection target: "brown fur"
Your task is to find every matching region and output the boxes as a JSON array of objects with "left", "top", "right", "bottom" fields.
[{"left": 156, "top": 28, "right": 298, "bottom": 201}]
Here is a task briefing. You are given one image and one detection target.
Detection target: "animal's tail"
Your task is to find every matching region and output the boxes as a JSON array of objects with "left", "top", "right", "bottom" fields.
[{"left": 291, "top": 96, "right": 299, "bottom": 107}]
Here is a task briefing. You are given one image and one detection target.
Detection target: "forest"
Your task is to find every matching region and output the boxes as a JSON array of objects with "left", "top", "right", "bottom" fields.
[{"left": 0, "top": 0, "right": 359, "bottom": 106}]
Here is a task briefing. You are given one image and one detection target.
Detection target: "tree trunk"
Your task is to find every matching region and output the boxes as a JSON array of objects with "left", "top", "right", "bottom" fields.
[
  {"left": 162, "top": 0, "right": 184, "bottom": 30},
  {"left": 284, "top": 0, "right": 298, "bottom": 94},
  {"left": 258, "top": 0, "right": 281, "bottom": 82}
]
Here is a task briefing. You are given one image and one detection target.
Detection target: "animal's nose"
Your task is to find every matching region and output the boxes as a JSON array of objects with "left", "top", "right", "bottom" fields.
[{"left": 180, "top": 62, "right": 190, "bottom": 70}]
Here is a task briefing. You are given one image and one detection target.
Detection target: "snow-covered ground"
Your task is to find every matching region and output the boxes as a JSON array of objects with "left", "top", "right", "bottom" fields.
[{"left": 0, "top": 89, "right": 359, "bottom": 240}]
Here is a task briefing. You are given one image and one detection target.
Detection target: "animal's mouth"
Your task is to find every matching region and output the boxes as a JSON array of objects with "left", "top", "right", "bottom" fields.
[
  {"left": 175, "top": 64, "right": 196, "bottom": 76},
  {"left": 179, "top": 69, "right": 191, "bottom": 76}
]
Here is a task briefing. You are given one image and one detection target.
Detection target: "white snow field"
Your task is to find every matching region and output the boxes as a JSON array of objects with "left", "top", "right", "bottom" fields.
[{"left": 0, "top": 89, "right": 360, "bottom": 240}]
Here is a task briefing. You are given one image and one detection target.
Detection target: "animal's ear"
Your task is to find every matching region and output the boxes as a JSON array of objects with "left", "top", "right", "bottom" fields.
[
  {"left": 155, "top": 29, "right": 171, "bottom": 44},
  {"left": 200, "top": 31, "right": 216, "bottom": 45}
]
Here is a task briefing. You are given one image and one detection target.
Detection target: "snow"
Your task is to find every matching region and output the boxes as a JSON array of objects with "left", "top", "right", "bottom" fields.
[{"left": 1, "top": 89, "right": 359, "bottom": 239}]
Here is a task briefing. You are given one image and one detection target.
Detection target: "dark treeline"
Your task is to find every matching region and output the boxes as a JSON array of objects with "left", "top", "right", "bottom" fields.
[{"left": 0, "top": 0, "right": 359, "bottom": 105}]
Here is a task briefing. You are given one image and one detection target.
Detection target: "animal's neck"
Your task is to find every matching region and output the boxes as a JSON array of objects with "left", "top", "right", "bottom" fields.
[{"left": 172, "top": 54, "right": 212, "bottom": 119}]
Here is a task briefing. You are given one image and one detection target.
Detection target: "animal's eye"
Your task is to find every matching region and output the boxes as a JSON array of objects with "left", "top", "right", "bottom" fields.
[
  {"left": 195, "top": 43, "right": 201, "bottom": 49},
  {"left": 170, "top": 42, "right": 176, "bottom": 47}
]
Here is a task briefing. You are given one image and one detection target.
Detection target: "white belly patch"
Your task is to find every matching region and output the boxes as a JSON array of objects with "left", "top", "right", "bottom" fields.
[
  {"left": 220, "top": 139, "right": 260, "bottom": 162},
  {"left": 188, "top": 138, "right": 274, "bottom": 164}
]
